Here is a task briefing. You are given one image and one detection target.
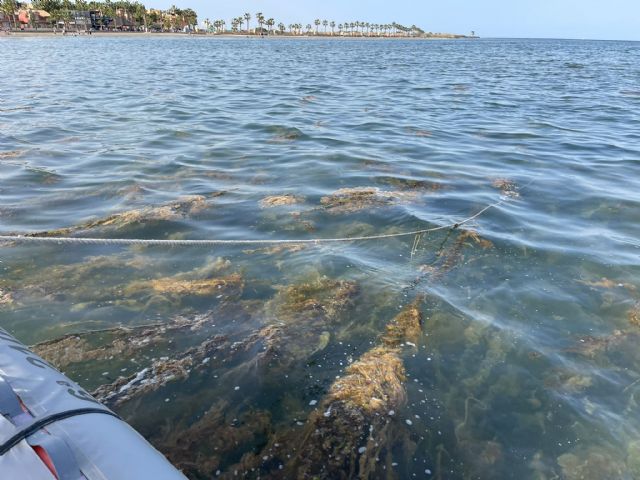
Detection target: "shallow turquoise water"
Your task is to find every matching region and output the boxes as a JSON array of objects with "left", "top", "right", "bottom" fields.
[{"left": 1, "top": 37, "right": 640, "bottom": 479}]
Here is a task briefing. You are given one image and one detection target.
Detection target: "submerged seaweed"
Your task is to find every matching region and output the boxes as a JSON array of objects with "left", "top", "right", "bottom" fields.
[
  {"left": 320, "top": 187, "right": 418, "bottom": 214},
  {"left": 279, "top": 300, "right": 423, "bottom": 479},
  {"left": 259, "top": 195, "right": 305, "bottom": 208},
  {"left": 491, "top": 178, "right": 520, "bottom": 198},
  {"left": 25, "top": 194, "right": 220, "bottom": 237},
  {"left": 0, "top": 288, "right": 14, "bottom": 307}
]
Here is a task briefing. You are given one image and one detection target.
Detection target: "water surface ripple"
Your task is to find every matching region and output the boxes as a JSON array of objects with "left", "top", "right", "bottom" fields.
[{"left": 1, "top": 37, "right": 640, "bottom": 479}]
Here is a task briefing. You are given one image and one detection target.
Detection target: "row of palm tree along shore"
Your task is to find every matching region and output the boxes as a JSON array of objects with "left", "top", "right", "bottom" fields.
[{"left": 204, "top": 13, "right": 472, "bottom": 38}]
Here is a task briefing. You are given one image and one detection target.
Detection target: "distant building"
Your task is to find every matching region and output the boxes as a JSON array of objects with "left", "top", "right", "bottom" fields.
[
  {"left": 2, "top": 6, "right": 51, "bottom": 30},
  {"left": 70, "top": 11, "right": 91, "bottom": 31}
]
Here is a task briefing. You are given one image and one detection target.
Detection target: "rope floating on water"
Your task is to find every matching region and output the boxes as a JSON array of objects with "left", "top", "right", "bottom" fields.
[{"left": 0, "top": 201, "right": 504, "bottom": 247}]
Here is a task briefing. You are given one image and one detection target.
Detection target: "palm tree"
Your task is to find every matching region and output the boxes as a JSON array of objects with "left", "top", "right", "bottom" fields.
[
  {"left": 243, "top": 12, "right": 250, "bottom": 33},
  {"left": 314, "top": 18, "right": 319, "bottom": 34},
  {"left": 330, "top": 20, "right": 335, "bottom": 35},
  {"left": 255, "top": 11, "right": 263, "bottom": 34},
  {"left": 322, "top": 19, "right": 328, "bottom": 34},
  {"left": 305, "top": 23, "right": 311, "bottom": 34},
  {"left": 277, "top": 22, "right": 284, "bottom": 34},
  {"left": 1, "top": 0, "right": 18, "bottom": 30},
  {"left": 266, "top": 17, "right": 274, "bottom": 35}
]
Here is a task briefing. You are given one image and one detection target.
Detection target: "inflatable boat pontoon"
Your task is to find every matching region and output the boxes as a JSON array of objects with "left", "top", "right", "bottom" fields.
[{"left": 0, "top": 327, "right": 186, "bottom": 479}]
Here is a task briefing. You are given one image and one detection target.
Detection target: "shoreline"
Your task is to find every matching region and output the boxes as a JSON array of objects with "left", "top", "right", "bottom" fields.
[{"left": 1, "top": 31, "right": 473, "bottom": 40}]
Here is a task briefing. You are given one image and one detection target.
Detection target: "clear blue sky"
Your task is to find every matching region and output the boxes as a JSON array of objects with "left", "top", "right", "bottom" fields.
[{"left": 148, "top": 0, "right": 639, "bottom": 41}]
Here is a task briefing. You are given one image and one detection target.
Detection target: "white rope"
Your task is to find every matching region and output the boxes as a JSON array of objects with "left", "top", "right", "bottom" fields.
[{"left": 0, "top": 202, "right": 502, "bottom": 247}]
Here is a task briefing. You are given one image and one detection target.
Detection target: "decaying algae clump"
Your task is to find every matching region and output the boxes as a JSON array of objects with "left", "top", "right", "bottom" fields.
[
  {"left": 26, "top": 194, "right": 216, "bottom": 237},
  {"left": 320, "top": 187, "right": 417, "bottom": 214},
  {"left": 628, "top": 303, "right": 640, "bottom": 328},
  {"left": 557, "top": 446, "right": 627, "bottom": 480},
  {"left": 283, "top": 299, "right": 423, "bottom": 479},
  {"left": 259, "top": 194, "right": 305, "bottom": 208},
  {"left": 270, "top": 275, "right": 359, "bottom": 323},
  {"left": 125, "top": 273, "right": 243, "bottom": 299},
  {"left": 491, "top": 178, "right": 520, "bottom": 198},
  {"left": 0, "top": 287, "right": 14, "bottom": 307}
]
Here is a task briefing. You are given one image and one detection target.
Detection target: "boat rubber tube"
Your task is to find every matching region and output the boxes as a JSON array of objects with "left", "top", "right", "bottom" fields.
[{"left": 0, "top": 327, "right": 187, "bottom": 480}]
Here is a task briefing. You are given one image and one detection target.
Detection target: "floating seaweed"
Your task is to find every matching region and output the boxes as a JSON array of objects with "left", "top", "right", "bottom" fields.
[
  {"left": 26, "top": 194, "right": 220, "bottom": 237},
  {"left": 259, "top": 195, "right": 305, "bottom": 208},
  {"left": 378, "top": 176, "right": 442, "bottom": 192},
  {"left": 34, "top": 311, "right": 217, "bottom": 371},
  {"left": 567, "top": 330, "right": 627, "bottom": 358},
  {"left": 275, "top": 300, "right": 423, "bottom": 479},
  {"left": 0, "top": 288, "right": 14, "bottom": 306},
  {"left": 418, "top": 229, "right": 493, "bottom": 283},
  {"left": 269, "top": 275, "right": 359, "bottom": 324},
  {"left": 242, "top": 244, "right": 307, "bottom": 256},
  {"left": 124, "top": 274, "right": 244, "bottom": 299},
  {"left": 578, "top": 277, "right": 637, "bottom": 293},
  {"left": 557, "top": 446, "right": 627, "bottom": 480},
  {"left": 162, "top": 401, "right": 273, "bottom": 479},
  {"left": 628, "top": 303, "right": 640, "bottom": 328},
  {"left": 0, "top": 150, "right": 24, "bottom": 159},
  {"left": 381, "top": 299, "right": 423, "bottom": 348},
  {"left": 9, "top": 254, "right": 148, "bottom": 304},
  {"left": 491, "top": 178, "right": 520, "bottom": 198},
  {"left": 320, "top": 187, "right": 418, "bottom": 214},
  {"left": 269, "top": 127, "right": 304, "bottom": 143},
  {"left": 93, "top": 334, "right": 229, "bottom": 407},
  {"left": 404, "top": 127, "right": 432, "bottom": 137}
]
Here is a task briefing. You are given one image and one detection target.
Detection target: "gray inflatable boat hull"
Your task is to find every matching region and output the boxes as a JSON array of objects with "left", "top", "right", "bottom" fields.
[{"left": 0, "top": 327, "right": 186, "bottom": 479}]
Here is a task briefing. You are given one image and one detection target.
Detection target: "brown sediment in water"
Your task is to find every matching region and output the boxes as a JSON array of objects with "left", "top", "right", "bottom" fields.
[
  {"left": 25, "top": 194, "right": 215, "bottom": 237},
  {"left": 259, "top": 194, "right": 305, "bottom": 208}
]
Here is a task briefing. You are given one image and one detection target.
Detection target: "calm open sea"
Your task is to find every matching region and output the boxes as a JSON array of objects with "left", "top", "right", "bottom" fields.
[{"left": 1, "top": 36, "right": 640, "bottom": 479}]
